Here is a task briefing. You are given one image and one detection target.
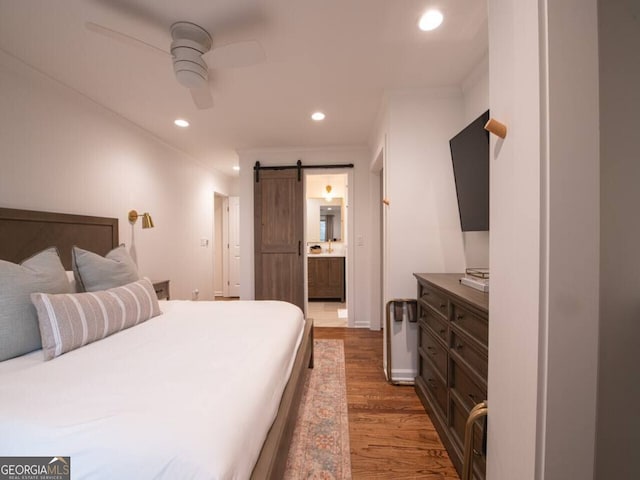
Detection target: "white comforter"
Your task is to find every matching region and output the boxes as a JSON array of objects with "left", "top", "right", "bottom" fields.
[{"left": 0, "top": 300, "right": 305, "bottom": 480}]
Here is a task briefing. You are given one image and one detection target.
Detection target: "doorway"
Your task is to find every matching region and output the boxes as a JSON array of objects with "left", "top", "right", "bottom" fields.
[
  {"left": 305, "top": 172, "right": 350, "bottom": 327},
  {"left": 214, "top": 193, "right": 240, "bottom": 299}
]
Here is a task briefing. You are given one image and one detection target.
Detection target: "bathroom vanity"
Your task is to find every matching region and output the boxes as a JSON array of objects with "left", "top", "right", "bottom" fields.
[{"left": 307, "top": 255, "right": 345, "bottom": 301}]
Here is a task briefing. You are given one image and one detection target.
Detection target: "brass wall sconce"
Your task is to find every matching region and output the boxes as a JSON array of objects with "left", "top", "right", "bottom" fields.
[{"left": 128, "top": 210, "right": 154, "bottom": 229}]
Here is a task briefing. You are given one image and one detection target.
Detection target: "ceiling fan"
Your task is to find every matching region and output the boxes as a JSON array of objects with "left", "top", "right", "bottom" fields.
[{"left": 85, "top": 20, "right": 265, "bottom": 109}]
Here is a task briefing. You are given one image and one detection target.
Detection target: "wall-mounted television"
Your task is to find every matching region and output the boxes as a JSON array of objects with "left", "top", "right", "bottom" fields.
[{"left": 449, "top": 110, "right": 490, "bottom": 232}]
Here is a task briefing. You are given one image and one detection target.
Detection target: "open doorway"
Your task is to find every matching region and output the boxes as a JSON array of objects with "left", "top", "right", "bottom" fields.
[
  {"left": 305, "top": 172, "right": 349, "bottom": 327},
  {"left": 214, "top": 193, "right": 240, "bottom": 300}
]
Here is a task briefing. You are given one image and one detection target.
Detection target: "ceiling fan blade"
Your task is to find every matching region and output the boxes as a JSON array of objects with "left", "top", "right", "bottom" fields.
[
  {"left": 190, "top": 85, "right": 214, "bottom": 110},
  {"left": 204, "top": 40, "right": 265, "bottom": 69},
  {"left": 85, "top": 21, "right": 169, "bottom": 57}
]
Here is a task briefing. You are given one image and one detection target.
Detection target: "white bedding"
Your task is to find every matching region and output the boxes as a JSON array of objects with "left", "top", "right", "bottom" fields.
[{"left": 0, "top": 300, "right": 305, "bottom": 480}]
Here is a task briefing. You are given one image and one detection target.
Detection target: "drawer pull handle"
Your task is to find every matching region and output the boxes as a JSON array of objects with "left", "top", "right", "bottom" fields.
[
  {"left": 439, "top": 328, "right": 446, "bottom": 334},
  {"left": 440, "top": 303, "right": 446, "bottom": 308},
  {"left": 473, "top": 449, "right": 482, "bottom": 457},
  {"left": 455, "top": 343, "right": 464, "bottom": 350},
  {"left": 427, "top": 378, "right": 437, "bottom": 389},
  {"left": 468, "top": 393, "right": 476, "bottom": 401},
  {"left": 456, "top": 314, "right": 464, "bottom": 320}
]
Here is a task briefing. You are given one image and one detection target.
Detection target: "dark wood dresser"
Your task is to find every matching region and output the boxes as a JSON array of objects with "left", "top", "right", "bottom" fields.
[{"left": 414, "top": 273, "right": 488, "bottom": 480}]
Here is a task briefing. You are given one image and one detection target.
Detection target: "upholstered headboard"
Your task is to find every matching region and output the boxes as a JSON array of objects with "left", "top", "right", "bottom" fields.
[{"left": 0, "top": 208, "right": 118, "bottom": 270}]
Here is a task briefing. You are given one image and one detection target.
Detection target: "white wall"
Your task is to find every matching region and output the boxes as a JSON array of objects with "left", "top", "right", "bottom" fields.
[
  {"left": 541, "top": 2, "right": 600, "bottom": 478},
  {"left": 0, "top": 51, "right": 233, "bottom": 300},
  {"left": 596, "top": 1, "right": 640, "bottom": 477},
  {"left": 488, "top": 1, "right": 600, "bottom": 479},
  {"left": 487, "top": 1, "right": 543, "bottom": 476},
  {"left": 368, "top": 104, "right": 388, "bottom": 334},
  {"left": 372, "top": 88, "right": 467, "bottom": 381},
  {"left": 461, "top": 55, "right": 490, "bottom": 123},
  {"left": 237, "top": 147, "right": 373, "bottom": 328},
  {"left": 386, "top": 88, "right": 467, "bottom": 291}
]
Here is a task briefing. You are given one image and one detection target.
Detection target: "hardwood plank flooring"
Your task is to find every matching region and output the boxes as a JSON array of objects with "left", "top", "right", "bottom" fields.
[{"left": 314, "top": 327, "right": 459, "bottom": 479}]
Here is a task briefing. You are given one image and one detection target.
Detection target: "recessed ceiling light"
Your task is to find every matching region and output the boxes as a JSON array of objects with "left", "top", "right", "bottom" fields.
[
  {"left": 311, "top": 112, "right": 326, "bottom": 121},
  {"left": 419, "top": 9, "right": 444, "bottom": 31},
  {"left": 174, "top": 118, "right": 189, "bottom": 128},
  {"left": 233, "top": 166, "right": 240, "bottom": 171}
]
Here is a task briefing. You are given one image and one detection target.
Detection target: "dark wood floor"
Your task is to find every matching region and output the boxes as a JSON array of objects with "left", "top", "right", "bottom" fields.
[{"left": 314, "top": 327, "right": 459, "bottom": 480}]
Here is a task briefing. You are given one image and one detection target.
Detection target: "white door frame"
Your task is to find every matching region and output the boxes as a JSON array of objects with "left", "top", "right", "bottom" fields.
[
  {"left": 303, "top": 169, "right": 355, "bottom": 327},
  {"left": 221, "top": 196, "right": 230, "bottom": 297},
  {"left": 227, "top": 196, "right": 241, "bottom": 297}
]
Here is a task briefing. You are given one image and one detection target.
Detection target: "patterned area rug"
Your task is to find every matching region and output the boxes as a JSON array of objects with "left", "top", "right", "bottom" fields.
[{"left": 285, "top": 339, "right": 352, "bottom": 480}]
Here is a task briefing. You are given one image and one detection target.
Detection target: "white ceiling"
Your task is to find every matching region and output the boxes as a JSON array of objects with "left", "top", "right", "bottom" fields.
[{"left": 0, "top": 0, "right": 487, "bottom": 175}]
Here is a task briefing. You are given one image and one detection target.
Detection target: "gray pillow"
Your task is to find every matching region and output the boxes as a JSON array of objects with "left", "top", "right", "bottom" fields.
[
  {"left": 0, "top": 247, "right": 71, "bottom": 361},
  {"left": 72, "top": 245, "right": 139, "bottom": 292},
  {"left": 32, "top": 278, "right": 161, "bottom": 360}
]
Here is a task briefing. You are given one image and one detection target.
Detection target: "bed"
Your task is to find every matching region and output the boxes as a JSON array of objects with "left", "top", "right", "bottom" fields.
[{"left": 0, "top": 207, "right": 314, "bottom": 480}]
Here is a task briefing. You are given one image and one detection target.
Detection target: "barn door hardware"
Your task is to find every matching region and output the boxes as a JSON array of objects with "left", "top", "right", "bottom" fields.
[{"left": 253, "top": 160, "right": 354, "bottom": 183}]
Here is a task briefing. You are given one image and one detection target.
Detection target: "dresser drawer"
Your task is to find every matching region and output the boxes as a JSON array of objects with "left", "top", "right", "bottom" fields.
[
  {"left": 450, "top": 396, "right": 486, "bottom": 479},
  {"left": 450, "top": 360, "right": 486, "bottom": 411},
  {"left": 419, "top": 305, "right": 448, "bottom": 343},
  {"left": 414, "top": 273, "right": 488, "bottom": 480},
  {"left": 451, "top": 330, "right": 488, "bottom": 379},
  {"left": 451, "top": 303, "right": 488, "bottom": 345},
  {"left": 419, "top": 284, "right": 449, "bottom": 319},
  {"left": 420, "top": 327, "right": 448, "bottom": 379},
  {"left": 419, "top": 356, "right": 448, "bottom": 417}
]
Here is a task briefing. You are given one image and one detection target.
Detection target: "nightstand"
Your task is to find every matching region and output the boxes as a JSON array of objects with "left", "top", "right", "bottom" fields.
[{"left": 152, "top": 280, "right": 170, "bottom": 300}]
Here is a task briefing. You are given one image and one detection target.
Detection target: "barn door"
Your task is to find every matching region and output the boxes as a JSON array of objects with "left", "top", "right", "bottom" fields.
[{"left": 254, "top": 168, "right": 304, "bottom": 311}]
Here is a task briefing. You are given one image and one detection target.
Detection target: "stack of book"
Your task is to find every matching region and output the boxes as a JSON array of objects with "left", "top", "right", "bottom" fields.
[{"left": 460, "top": 268, "right": 489, "bottom": 292}]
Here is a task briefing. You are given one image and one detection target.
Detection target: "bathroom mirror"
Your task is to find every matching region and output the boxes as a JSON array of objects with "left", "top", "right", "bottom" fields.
[{"left": 307, "top": 198, "right": 343, "bottom": 242}]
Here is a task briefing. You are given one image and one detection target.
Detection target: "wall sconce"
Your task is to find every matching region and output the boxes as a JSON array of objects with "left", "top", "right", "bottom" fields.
[
  {"left": 128, "top": 210, "right": 154, "bottom": 229},
  {"left": 324, "top": 185, "right": 333, "bottom": 201}
]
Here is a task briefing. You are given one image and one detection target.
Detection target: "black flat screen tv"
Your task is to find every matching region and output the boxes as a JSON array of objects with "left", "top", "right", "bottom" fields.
[{"left": 449, "top": 110, "right": 490, "bottom": 232}]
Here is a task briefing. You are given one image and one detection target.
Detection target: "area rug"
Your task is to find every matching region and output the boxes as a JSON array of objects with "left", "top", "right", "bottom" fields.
[{"left": 284, "top": 339, "right": 352, "bottom": 480}]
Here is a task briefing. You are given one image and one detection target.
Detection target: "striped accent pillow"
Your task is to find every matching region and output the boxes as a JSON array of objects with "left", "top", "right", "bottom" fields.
[{"left": 31, "top": 278, "right": 161, "bottom": 360}]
